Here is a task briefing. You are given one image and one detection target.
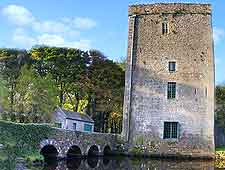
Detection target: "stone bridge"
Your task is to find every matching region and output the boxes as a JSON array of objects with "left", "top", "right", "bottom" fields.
[{"left": 39, "top": 128, "right": 119, "bottom": 158}]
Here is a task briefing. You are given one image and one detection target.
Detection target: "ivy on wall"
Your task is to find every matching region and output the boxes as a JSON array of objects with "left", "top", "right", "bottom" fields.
[{"left": 0, "top": 120, "right": 55, "bottom": 166}]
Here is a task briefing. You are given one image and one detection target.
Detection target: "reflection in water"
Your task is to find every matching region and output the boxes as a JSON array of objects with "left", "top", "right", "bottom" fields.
[
  {"left": 40, "top": 157, "right": 215, "bottom": 170},
  {"left": 87, "top": 157, "right": 99, "bottom": 168},
  {"left": 67, "top": 159, "right": 82, "bottom": 170},
  {"left": 42, "top": 160, "right": 57, "bottom": 170},
  {"left": 103, "top": 156, "right": 111, "bottom": 166}
]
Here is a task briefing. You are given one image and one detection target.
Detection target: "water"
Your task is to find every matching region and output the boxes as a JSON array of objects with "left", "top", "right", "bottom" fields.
[{"left": 30, "top": 157, "right": 218, "bottom": 170}]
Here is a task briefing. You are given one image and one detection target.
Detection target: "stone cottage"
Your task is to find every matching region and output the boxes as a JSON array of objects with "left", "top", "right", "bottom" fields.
[
  {"left": 53, "top": 107, "right": 94, "bottom": 132},
  {"left": 122, "top": 3, "right": 215, "bottom": 158}
]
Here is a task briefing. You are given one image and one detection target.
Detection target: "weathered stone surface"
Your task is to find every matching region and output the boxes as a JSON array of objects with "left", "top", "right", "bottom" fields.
[
  {"left": 123, "top": 3, "right": 215, "bottom": 158},
  {"left": 39, "top": 129, "right": 117, "bottom": 157}
]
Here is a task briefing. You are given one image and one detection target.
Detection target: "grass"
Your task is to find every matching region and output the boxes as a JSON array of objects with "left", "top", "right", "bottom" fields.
[{"left": 216, "top": 147, "right": 225, "bottom": 151}]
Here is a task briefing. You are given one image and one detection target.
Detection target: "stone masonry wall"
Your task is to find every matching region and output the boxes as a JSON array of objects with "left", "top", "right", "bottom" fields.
[
  {"left": 123, "top": 3, "right": 215, "bottom": 158},
  {"left": 40, "top": 129, "right": 118, "bottom": 157}
]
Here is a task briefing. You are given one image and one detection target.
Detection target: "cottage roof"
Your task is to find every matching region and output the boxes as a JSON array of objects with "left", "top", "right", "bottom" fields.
[{"left": 57, "top": 108, "right": 94, "bottom": 123}]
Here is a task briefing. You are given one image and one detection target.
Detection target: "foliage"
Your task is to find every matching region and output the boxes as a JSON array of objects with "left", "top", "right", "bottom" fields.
[
  {"left": 215, "top": 151, "right": 225, "bottom": 169},
  {"left": 215, "top": 85, "right": 225, "bottom": 128},
  {"left": 0, "top": 47, "right": 125, "bottom": 133},
  {"left": 0, "top": 120, "right": 55, "bottom": 169},
  {"left": 0, "top": 48, "right": 30, "bottom": 112}
]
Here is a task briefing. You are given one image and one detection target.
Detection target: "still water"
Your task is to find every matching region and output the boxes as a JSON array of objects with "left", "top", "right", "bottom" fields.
[{"left": 30, "top": 157, "right": 219, "bottom": 170}]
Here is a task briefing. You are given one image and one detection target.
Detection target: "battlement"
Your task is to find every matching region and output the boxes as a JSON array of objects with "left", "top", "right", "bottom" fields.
[{"left": 128, "top": 3, "right": 211, "bottom": 16}]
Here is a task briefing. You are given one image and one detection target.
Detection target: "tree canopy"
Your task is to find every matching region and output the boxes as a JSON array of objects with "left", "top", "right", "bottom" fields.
[{"left": 0, "top": 47, "right": 125, "bottom": 133}]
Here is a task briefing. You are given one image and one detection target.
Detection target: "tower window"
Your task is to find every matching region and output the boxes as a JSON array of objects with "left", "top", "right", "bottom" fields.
[
  {"left": 162, "top": 18, "right": 169, "bottom": 34},
  {"left": 167, "top": 82, "right": 176, "bottom": 99},
  {"left": 169, "top": 61, "right": 176, "bottom": 72},
  {"left": 163, "top": 122, "right": 179, "bottom": 139}
]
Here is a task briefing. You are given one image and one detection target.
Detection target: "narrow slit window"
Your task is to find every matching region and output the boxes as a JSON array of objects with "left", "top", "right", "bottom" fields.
[
  {"left": 167, "top": 82, "right": 176, "bottom": 99},
  {"left": 194, "top": 88, "right": 197, "bottom": 95},
  {"left": 162, "top": 19, "right": 169, "bottom": 34},
  {"left": 205, "top": 87, "right": 208, "bottom": 97}
]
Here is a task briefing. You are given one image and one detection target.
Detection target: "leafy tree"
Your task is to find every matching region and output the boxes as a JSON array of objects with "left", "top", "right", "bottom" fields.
[
  {"left": 30, "top": 46, "right": 89, "bottom": 109},
  {"left": 87, "top": 50, "right": 125, "bottom": 133},
  {"left": 216, "top": 85, "right": 225, "bottom": 128},
  {"left": 14, "top": 65, "right": 57, "bottom": 123},
  {"left": 0, "top": 49, "right": 30, "bottom": 112},
  {"left": 0, "top": 47, "right": 125, "bottom": 133}
]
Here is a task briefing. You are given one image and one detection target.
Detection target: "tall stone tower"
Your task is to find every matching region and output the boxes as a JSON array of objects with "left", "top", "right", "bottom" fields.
[{"left": 123, "top": 3, "right": 215, "bottom": 158}]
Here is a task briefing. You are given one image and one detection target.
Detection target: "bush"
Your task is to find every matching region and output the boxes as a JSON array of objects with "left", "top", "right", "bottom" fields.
[{"left": 0, "top": 120, "right": 55, "bottom": 162}]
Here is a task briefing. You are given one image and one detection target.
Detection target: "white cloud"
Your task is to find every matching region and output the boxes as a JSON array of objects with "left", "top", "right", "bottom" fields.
[
  {"left": 2, "top": 4, "right": 95, "bottom": 50},
  {"left": 62, "top": 17, "right": 97, "bottom": 30},
  {"left": 213, "top": 27, "right": 225, "bottom": 44},
  {"left": 2, "top": 5, "right": 35, "bottom": 26},
  {"left": 11, "top": 31, "right": 91, "bottom": 50},
  {"left": 12, "top": 28, "right": 36, "bottom": 48},
  {"left": 37, "top": 34, "right": 91, "bottom": 49},
  {"left": 32, "top": 21, "right": 80, "bottom": 36},
  {"left": 2, "top": 5, "right": 96, "bottom": 34}
]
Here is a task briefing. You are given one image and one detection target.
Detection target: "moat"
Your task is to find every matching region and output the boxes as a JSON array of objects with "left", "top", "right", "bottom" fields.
[{"left": 15, "top": 157, "right": 221, "bottom": 170}]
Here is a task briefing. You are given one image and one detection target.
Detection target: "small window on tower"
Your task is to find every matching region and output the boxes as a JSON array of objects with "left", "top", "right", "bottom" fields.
[
  {"left": 169, "top": 61, "right": 176, "bottom": 72},
  {"left": 167, "top": 82, "right": 176, "bottom": 99},
  {"left": 162, "top": 17, "right": 169, "bottom": 34},
  {"left": 163, "top": 122, "right": 179, "bottom": 139}
]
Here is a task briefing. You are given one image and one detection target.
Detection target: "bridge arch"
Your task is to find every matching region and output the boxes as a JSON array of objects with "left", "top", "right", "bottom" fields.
[
  {"left": 40, "top": 144, "right": 58, "bottom": 159},
  {"left": 40, "top": 139, "right": 62, "bottom": 157},
  {"left": 103, "top": 145, "right": 112, "bottom": 156},
  {"left": 67, "top": 145, "right": 82, "bottom": 158},
  {"left": 87, "top": 145, "right": 100, "bottom": 156}
]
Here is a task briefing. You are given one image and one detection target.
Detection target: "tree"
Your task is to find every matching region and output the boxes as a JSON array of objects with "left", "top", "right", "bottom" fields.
[
  {"left": 30, "top": 46, "right": 89, "bottom": 109},
  {"left": 0, "top": 49, "right": 30, "bottom": 112},
  {"left": 87, "top": 50, "right": 125, "bottom": 133},
  {"left": 14, "top": 65, "right": 58, "bottom": 123},
  {"left": 216, "top": 85, "right": 225, "bottom": 128},
  {"left": 0, "top": 76, "right": 9, "bottom": 120}
]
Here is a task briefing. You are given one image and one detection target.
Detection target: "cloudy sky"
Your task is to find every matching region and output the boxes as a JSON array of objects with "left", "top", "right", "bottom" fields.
[{"left": 0, "top": 0, "right": 224, "bottom": 84}]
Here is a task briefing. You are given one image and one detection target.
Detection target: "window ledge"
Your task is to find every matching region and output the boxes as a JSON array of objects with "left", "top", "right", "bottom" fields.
[{"left": 163, "top": 138, "right": 179, "bottom": 142}]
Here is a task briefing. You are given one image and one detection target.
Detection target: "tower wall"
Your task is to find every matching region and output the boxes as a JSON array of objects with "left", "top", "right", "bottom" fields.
[{"left": 123, "top": 3, "right": 215, "bottom": 158}]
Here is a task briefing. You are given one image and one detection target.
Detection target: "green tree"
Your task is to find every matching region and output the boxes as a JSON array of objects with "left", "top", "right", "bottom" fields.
[
  {"left": 30, "top": 46, "right": 89, "bottom": 109},
  {"left": 216, "top": 85, "right": 225, "bottom": 128},
  {"left": 15, "top": 65, "right": 57, "bottom": 123},
  {"left": 0, "top": 49, "right": 30, "bottom": 112},
  {"left": 87, "top": 50, "right": 125, "bottom": 133}
]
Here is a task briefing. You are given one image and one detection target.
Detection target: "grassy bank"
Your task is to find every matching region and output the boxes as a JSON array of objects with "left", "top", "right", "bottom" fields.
[{"left": 0, "top": 120, "right": 55, "bottom": 164}]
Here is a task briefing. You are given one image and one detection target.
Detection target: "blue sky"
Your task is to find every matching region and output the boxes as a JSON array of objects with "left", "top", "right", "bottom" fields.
[{"left": 0, "top": 0, "right": 224, "bottom": 84}]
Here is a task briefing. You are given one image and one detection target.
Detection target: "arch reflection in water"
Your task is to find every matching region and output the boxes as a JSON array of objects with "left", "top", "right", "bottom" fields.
[
  {"left": 87, "top": 157, "right": 99, "bottom": 169},
  {"left": 66, "top": 159, "right": 82, "bottom": 170},
  {"left": 103, "top": 156, "right": 111, "bottom": 167},
  {"left": 41, "top": 158, "right": 215, "bottom": 170},
  {"left": 40, "top": 145, "right": 58, "bottom": 161},
  {"left": 67, "top": 145, "right": 82, "bottom": 158},
  {"left": 42, "top": 161, "right": 58, "bottom": 170}
]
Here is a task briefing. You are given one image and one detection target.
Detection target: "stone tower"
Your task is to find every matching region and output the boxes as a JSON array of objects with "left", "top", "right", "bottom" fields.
[{"left": 123, "top": 3, "right": 215, "bottom": 158}]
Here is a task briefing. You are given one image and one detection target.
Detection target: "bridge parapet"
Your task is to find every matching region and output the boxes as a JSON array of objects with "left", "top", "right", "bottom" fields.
[{"left": 40, "top": 128, "right": 119, "bottom": 158}]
